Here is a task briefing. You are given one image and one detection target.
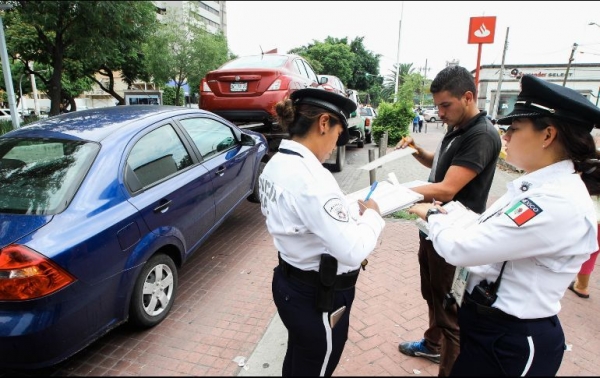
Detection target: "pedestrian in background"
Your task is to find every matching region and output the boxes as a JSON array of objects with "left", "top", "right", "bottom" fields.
[
  {"left": 259, "top": 88, "right": 385, "bottom": 376},
  {"left": 418, "top": 113, "right": 425, "bottom": 133},
  {"left": 408, "top": 74, "right": 600, "bottom": 375},
  {"left": 395, "top": 65, "right": 501, "bottom": 376},
  {"left": 413, "top": 111, "right": 419, "bottom": 133}
]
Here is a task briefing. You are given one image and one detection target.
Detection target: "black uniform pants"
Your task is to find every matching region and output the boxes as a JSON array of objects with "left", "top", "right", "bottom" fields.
[
  {"left": 451, "top": 301, "right": 565, "bottom": 376},
  {"left": 272, "top": 265, "right": 355, "bottom": 377}
]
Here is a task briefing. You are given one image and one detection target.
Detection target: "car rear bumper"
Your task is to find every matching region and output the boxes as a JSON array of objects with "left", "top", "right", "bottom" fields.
[{"left": 200, "top": 90, "right": 291, "bottom": 123}]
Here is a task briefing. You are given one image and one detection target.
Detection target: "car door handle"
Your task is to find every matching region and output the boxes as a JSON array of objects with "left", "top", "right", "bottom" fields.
[
  {"left": 215, "top": 167, "right": 226, "bottom": 176},
  {"left": 153, "top": 199, "right": 172, "bottom": 213}
]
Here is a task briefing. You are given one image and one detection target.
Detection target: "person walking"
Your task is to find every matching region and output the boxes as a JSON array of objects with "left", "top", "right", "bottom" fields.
[
  {"left": 568, "top": 194, "right": 600, "bottom": 298},
  {"left": 395, "top": 65, "right": 502, "bottom": 376},
  {"left": 259, "top": 88, "right": 386, "bottom": 376},
  {"left": 408, "top": 74, "right": 600, "bottom": 376},
  {"left": 418, "top": 113, "right": 424, "bottom": 133},
  {"left": 413, "top": 111, "right": 419, "bottom": 133}
]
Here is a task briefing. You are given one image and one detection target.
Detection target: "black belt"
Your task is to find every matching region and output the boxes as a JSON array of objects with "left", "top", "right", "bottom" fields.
[
  {"left": 463, "top": 295, "right": 551, "bottom": 323},
  {"left": 278, "top": 254, "right": 359, "bottom": 290}
]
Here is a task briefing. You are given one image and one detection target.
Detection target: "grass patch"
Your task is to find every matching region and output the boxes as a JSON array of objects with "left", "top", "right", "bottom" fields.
[
  {"left": 0, "top": 120, "right": 13, "bottom": 136},
  {"left": 388, "top": 209, "right": 419, "bottom": 220}
]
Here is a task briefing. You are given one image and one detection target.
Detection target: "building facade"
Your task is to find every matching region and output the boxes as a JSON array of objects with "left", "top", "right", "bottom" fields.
[{"left": 474, "top": 63, "right": 600, "bottom": 119}]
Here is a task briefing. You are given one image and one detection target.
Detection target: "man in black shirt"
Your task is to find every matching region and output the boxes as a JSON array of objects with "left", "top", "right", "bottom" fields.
[{"left": 395, "top": 65, "right": 502, "bottom": 376}]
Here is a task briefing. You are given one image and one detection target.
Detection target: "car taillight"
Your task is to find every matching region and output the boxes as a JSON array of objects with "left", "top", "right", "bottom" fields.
[
  {"left": 365, "top": 118, "right": 371, "bottom": 127},
  {"left": 0, "top": 244, "right": 76, "bottom": 300},
  {"left": 267, "top": 76, "right": 291, "bottom": 91},
  {"left": 201, "top": 80, "right": 211, "bottom": 92}
]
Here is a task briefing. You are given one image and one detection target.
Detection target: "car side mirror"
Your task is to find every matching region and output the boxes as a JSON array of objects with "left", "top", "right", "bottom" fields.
[
  {"left": 241, "top": 133, "right": 256, "bottom": 146},
  {"left": 319, "top": 76, "right": 328, "bottom": 85}
]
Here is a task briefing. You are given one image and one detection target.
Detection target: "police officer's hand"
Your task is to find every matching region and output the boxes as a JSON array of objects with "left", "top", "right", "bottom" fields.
[{"left": 358, "top": 199, "right": 381, "bottom": 216}]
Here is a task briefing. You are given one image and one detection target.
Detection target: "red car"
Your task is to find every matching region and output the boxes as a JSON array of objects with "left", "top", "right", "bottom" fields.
[
  {"left": 199, "top": 54, "right": 322, "bottom": 125},
  {"left": 318, "top": 74, "right": 348, "bottom": 97}
]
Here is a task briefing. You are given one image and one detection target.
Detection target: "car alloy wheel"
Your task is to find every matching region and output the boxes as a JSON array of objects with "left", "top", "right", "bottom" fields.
[{"left": 129, "top": 253, "right": 178, "bottom": 328}]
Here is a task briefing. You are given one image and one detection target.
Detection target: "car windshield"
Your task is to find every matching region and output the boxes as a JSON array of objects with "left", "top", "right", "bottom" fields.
[
  {"left": 360, "top": 108, "right": 374, "bottom": 117},
  {"left": 220, "top": 55, "right": 288, "bottom": 69},
  {"left": 0, "top": 137, "right": 99, "bottom": 215}
]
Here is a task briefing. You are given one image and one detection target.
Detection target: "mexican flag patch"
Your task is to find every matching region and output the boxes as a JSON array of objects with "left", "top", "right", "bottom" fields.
[{"left": 505, "top": 198, "right": 542, "bottom": 226}]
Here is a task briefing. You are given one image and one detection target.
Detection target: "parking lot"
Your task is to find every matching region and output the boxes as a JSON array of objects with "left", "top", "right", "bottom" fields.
[{"left": 5, "top": 122, "right": 600, "bottom": 376}]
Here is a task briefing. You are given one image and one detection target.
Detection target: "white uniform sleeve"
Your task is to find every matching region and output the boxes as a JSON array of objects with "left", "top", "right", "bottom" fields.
[
  {"left": 429, "top": 193, "right": 598, "bottom": 268},
  {"left": 292, "top": 184, "right": 385, "bottom": 267}
]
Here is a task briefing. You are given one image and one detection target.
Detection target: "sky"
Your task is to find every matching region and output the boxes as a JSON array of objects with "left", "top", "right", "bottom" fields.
[{"left": 225, "top": 1, "right": 600, "bottom": 81}]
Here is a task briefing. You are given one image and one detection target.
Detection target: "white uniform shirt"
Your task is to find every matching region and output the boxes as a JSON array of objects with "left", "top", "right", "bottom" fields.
[
  {"left": 428, "top": 160, "right": 598, "bottom": 319},
  {"left": 259, "top": 139, "right": 385, "bottom": 274}
]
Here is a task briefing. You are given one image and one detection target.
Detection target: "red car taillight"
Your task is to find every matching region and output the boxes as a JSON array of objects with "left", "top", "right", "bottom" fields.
[
  {"left": 365, "top": 118, "right": 371, "bottom": 127},
  {"left": 201, "top": 79, "right": 212, "bottom": 92},
  {"left": 267, "top": 76, "right": 291, "bottom": 91},
  {"left": 0, "top": 245, "right": 76, "bottom": 300}
]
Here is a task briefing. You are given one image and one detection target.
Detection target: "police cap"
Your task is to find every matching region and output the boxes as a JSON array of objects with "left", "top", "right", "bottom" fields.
[
  {"left": 290, "top": 88, "right": 357, "bottom": 146},
  {"left": 497, "top": 74, "right": 600, "bottom": 132}
]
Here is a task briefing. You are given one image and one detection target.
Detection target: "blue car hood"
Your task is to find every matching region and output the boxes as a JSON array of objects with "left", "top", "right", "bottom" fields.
[{"left": 0, "top": 214, "right": 53, "bottom": 249}]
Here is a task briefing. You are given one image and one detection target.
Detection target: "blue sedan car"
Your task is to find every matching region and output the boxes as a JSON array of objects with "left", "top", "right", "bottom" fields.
[{"left": 0, "top": 105, "right": 268, "bottom": 369}]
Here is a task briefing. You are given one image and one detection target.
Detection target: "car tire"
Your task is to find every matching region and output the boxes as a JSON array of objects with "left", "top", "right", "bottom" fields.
[
  {"left": 333, "top": 145, "right": 345, "bottom": 172},
  {"left": 247, "top": 161, "right": 266, "bottom": 203},
  {"left": 129, "top": 253, "right": 178, "bottom": 328},
  {"left": 357, "top": 139, "right": 364, "bottom": 148}
]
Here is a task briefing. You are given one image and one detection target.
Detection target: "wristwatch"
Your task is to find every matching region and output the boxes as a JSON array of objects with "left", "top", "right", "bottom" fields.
[{"left": 426, "top": 207, "right": 443, "bottom": 222}]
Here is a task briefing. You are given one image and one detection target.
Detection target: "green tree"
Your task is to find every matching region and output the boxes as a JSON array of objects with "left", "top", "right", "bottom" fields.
[
  {"left": 3, "top": 1, "right": 158, "bottom": 114},
  {"left": 144, "top": 8, "right": 229, "bottom": 106},
  {"left": 289, "top": 36, "right": 381, "bottom": 92},
  {"left": 381, "top": 63, "right": 417, "bottom": 102}
]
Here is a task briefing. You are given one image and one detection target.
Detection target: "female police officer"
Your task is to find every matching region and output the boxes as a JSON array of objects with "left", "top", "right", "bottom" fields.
[
  {"left": 259, "top": 88, "right": 385, "bottom": 376},
  {"left": 408, "top": 74, "right": 600, "bottom": 376}
]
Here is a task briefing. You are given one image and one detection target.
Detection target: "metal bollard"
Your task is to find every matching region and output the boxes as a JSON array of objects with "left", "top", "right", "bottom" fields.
[{"left": 368, "top": 148, "right": 376, "bottom": 184}]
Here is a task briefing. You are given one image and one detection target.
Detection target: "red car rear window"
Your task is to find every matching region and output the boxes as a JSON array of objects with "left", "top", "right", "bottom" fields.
[{"left": 220, "top": 55, "right": 288, "bottom": 69}]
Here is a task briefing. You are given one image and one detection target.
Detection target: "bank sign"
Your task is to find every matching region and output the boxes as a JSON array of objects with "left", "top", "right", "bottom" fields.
[{"left": 468, "top": 16, "right": 496, "bottom": 44}]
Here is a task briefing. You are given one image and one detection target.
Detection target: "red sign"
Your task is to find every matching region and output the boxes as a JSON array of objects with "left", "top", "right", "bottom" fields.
[{"left": 468, "top": 16, "right": 496, "bottom": 44}]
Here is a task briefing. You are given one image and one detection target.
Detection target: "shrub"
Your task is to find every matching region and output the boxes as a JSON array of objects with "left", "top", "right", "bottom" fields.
[
  {"left": 371, "top": 101, "right": 414, "bottom": 146},
  {"left": 0, "top": 120, "right": 13, "bottom": 136}
]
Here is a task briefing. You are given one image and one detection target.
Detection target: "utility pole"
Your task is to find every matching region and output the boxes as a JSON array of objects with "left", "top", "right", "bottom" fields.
[
  {"left": 393, "top": 2, "right": 404, "bottom": 103},
  {"left": 492, "top": 27, "right": 509, "bottom": 120},
  {"left": 563, "top": 43, "right": 578, "bottom": 86}
]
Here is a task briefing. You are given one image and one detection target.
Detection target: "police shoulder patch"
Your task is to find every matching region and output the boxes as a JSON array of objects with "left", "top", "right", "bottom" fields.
[
  {"left": 504, "top": 198, "right": 543, "bottom": 226},
  {"left": 324, "top": 198, "right": 349, "bottom": 222}
]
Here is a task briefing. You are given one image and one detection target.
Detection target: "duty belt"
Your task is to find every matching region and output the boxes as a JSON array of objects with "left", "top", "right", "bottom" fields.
[
  {"left": 278, "top": 254, "right": 359, "bottom": 290},
  {"left": 463, "top": 294, "right": 551, "bottom": 323}
]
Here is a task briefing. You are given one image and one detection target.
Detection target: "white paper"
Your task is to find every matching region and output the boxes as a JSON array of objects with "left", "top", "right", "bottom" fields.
[
  {"left": 358, "top": 147, "right": 417, "bottom": 171},
  {"left": 346, "top": 173, "right": 423, "bottom": 216}
]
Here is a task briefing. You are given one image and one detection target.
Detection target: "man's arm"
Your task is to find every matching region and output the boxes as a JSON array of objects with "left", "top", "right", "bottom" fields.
[{"left": 410, "top": 165, "right": 478, "bottom": 203}]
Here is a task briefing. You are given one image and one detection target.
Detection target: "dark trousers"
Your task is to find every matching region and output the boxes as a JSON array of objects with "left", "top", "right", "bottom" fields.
[
  {"left": 413, "top": 122, "right": 418, "bottom": 132},
  {"left": 418, "top": 120, "right": 424, "bottom": 132},
  {"left": 272, "top": 265, "right": 355, "bottom": 376},
  {"left": 451, "top": 302, "right": 565, "bottom": 376},
  {"left": 418, "top": 233, "right": 460, "bottom": 376}
]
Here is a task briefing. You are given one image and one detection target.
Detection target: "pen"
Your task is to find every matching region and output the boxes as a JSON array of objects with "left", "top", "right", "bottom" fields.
[
  {"left": 364, "top": 181, "right": 378, "bottom": 201},
  {"left": 401, "top": 137, "right": 419, "bottom": 154}
]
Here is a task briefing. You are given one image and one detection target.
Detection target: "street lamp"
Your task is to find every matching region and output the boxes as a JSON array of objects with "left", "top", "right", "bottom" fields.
[{"left": 0, "top": 4, "right": 19, "bottom": 128}]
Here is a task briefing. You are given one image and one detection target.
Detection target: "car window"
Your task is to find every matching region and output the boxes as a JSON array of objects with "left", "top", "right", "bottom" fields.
[
  {"left": 127, "top": 125, "right": 193, "bottom": 190},
  {"left": 294, "top": 60, "right": 305, "bottom": 77},
  {"left": 220, "top": 55, "right": 288, "bottom": 69},
  {"left": 301, "top": 60, "right": 319, "bottom": 83},
  {"left": 178, "top": 117, "right": 237, "bottom": 160},
  {"left": 0, "top": 138, "right": 99, "bottom": 215}
]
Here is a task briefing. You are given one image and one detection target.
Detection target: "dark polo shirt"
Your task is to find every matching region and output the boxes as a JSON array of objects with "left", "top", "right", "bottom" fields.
[{"left": 428, "top": 111, "right": 502, "bottom": 214}]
